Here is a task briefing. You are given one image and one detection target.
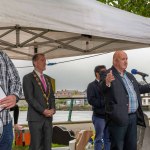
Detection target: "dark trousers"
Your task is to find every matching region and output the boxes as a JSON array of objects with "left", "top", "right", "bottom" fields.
[
  {"left": 28, "top": 119, "right": 52, "bottom": 150},
  {"left": 108, "top": 113, "right": 137, "bottom": 150}
]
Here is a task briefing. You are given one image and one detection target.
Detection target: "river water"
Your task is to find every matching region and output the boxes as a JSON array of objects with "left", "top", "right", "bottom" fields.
[
  {"left": 10, "top": 111, "right": 93, "bottom": 124},
  {"left": 10, "top": 110, "right": 150, "bottom": 125}
]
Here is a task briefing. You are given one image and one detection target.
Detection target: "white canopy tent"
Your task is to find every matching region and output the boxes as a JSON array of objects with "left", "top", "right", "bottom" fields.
[{"left": 0, "top": 0, "right": 149, "bottom": 60}]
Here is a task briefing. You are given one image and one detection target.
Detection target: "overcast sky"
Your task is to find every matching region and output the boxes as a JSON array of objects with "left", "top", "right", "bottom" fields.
[{"left": 13, "top": 47, "right": 150, "bottom": 91}]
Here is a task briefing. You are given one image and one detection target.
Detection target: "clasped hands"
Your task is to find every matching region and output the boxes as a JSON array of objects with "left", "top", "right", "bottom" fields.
[
  {"left": 43, "top": 109, "right": 55, "bottom": 117},
  {"left": 105, "top": 70, "right": 115, "bottom": 87}
]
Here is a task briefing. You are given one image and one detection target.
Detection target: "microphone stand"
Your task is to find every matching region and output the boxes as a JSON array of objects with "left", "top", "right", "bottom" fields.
[
  {"left": 143, "top": 76, "right": 146, "bottom": 82},
  {"left": 142, "top": 76, "right": 150, "bottom": 90}
]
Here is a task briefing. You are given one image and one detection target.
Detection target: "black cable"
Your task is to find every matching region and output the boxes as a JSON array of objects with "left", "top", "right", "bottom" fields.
[{"left": 16, "top": 52, "right": 108, "bottom": 68}]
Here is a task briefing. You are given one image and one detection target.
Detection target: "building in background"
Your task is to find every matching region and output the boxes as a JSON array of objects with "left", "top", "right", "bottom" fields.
[
  {"left": 141, "top": 93, "right": 150, "bottom": 110},
  {"left": 55, "top": 90, "right": 86, "bottom": 106}
]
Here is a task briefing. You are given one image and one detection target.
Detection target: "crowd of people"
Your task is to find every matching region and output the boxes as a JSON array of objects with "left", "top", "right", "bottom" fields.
[{"left": 0, "top": 50, "right": 149, "bottom": 150}]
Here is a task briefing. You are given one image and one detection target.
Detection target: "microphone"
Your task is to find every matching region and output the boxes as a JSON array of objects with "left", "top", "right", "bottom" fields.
[{"left": 131, "top": 69, "right": 149, "bottom": 77}]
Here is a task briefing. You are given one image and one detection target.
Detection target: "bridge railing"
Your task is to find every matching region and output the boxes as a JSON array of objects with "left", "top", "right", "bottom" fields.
[
  {"left": 55, "top": 97, "right": 87, "bottom": 121},
  {"left": 56, "top": 97, "right": 150, "bottom": 149}
]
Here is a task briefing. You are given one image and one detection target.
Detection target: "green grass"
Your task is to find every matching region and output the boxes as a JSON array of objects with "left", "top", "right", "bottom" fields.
[
  {"left": 12, "top": 142, "right": 67, "bottom": 150},
  {"left": 12, "top": 145, "right": 28, "bottom": 150},
  {"left": 52, "top": 144, "right": 67, "bottom": 147},
  {"left": 19, "top": 106, "right": 28, "bottom": 111}
]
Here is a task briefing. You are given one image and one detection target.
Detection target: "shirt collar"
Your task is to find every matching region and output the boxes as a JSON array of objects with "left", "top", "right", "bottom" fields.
[
  {"left": 96, "top": 79, "right": 100, "bottom": 82},
  {"left": 118, "top": 70, "right": 127, "bottom": 77},
  {"left": 34, "top": 69, "right": 43, "bottom": 78}
]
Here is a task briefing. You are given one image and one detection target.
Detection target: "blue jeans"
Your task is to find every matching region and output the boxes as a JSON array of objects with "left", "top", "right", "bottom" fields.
[
  {"left": 92, "top": 115, "right": 110, "bottom": 150},
  {"left": 0, "top": 121, "right": 13, "bottom": 150},
  {"left": 108, "top": 113, "right": 137, "bottom": 150}
]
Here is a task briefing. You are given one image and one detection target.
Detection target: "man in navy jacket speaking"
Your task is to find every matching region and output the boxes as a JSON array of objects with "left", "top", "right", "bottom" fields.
[{"left": 101, "top": 51, "right": 150, "bottom": 150}]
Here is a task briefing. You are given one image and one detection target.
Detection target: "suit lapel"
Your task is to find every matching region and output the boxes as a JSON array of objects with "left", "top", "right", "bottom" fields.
[
  {"left": 111, "top": 66, "right": 128, "bottom": 95},
  {"left": 94, "top": 80, "right": 103, "bottom": 95},
  {"left": 32, "top": 71, "right": 47, "bottom": 94}
]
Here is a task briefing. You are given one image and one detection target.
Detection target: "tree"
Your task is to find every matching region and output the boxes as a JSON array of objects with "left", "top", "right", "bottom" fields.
[{"left": 98, "top": 0, "right": 150, "bottom": 17}]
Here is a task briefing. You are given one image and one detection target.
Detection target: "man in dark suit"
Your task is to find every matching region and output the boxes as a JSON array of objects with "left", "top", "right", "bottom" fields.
[
  {"left": 101, "top": 51, "right": 150, "bottom": 150},
  {"left": 87, "top": 65, "right": 110, "bottom": 150},
  {"left": 23, "top": 53, "right": 55, "bottom": 150}
]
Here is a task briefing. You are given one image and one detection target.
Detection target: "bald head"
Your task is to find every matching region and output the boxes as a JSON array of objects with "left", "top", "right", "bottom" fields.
[
  {"left": 113, "top": 51, "right": 128, "bottom": 73},
  {"left": 113, "top": 51, "right": 126, "bottom": 63}
]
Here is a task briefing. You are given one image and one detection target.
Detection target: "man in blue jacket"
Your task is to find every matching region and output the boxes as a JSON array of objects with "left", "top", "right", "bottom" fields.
[
  {"left": 87, "top": 65, "right": 110, "bottom": 150},
  {"left": 101, "top": 51, "right": 150, "bottom": 150}
]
